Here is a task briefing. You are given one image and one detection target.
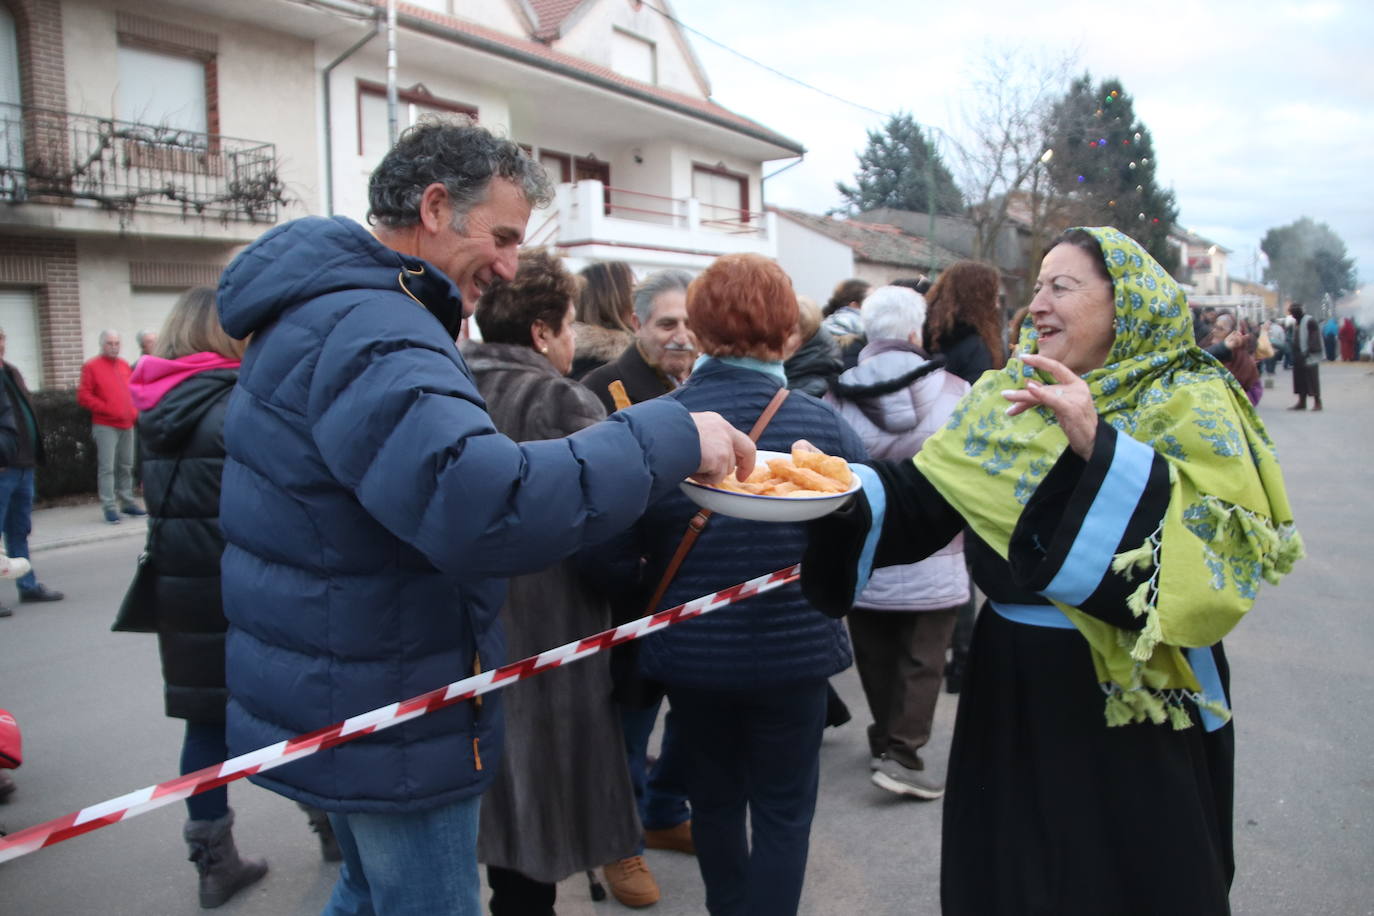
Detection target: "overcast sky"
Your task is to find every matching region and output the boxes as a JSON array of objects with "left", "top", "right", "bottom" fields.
[{"left": 671, "top": 0, "right": 1372, "bottom": 293}]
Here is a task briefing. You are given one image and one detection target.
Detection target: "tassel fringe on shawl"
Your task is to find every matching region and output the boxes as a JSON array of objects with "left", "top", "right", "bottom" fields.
[{"left": 914, "top": 227, "right": 1303, "bottom": 729}]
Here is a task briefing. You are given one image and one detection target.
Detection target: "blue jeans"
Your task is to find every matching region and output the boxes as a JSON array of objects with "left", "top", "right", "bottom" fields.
[
  {"left": 620, "top": 699, "right": 691, "bottom": 850},
  {"left": 181, "top": 721, "right": 231, "bottom": 822},
  {"left": 324, "top": 795, "right": 482, "bottom": 916},
  {"left": 667, "top": 680, "right": 828, "bottom": 916},
  {"left": 0, "top": 468, "right": 37, "bottom": 594}
]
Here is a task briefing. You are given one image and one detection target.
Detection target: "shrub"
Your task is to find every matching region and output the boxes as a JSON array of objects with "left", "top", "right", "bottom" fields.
[{"left": 32, "top": 389, "right": 98, "bottom": 501}]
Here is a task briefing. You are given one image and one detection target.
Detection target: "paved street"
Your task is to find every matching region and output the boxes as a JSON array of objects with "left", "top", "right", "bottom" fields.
[{"left": 1, "top": 362, "right": 1371, "bottom": 915}]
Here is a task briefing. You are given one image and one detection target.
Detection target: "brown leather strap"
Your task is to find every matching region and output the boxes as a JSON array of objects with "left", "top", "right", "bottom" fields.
[
  {"left": 746, "top": 386, "right": 791, "bottom": 441},
  {"left": 643, "top": 386, "right": 791, "bottom": 615}
]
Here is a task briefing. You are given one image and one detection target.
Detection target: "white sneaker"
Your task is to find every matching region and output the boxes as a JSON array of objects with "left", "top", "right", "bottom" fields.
[
  {"left": 872, "top": 757, "right": 944, "bottom": 800},
  {"left": 0, "top": 556, "right": 31, "bottom": 580}
]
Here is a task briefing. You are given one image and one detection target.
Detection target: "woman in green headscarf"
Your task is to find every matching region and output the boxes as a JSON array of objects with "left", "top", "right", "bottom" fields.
[{"left": 802, "top": 227, "right": 1301, "bottom": 914}]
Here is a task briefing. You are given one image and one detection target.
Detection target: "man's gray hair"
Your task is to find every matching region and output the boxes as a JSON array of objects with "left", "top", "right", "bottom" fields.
[
  {"left": 366, "top": 116, "right": 553, "bottom": 231},
  {"left": 137, "top": 329, "right": 156, "bottom": 346},
  {"left": 862, "top": 286, "right": 928, "bottom": 345},
  {"left": 98, "top": 328, "right": 119, "bottom": 345},
  {"left": 633, "top": 269, "right": 694, "bottom": 325}
]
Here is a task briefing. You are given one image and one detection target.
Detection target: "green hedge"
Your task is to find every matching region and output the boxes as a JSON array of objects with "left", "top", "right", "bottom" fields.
[{"left": 32, "top": 389, "right": 99, "bottom": 502}]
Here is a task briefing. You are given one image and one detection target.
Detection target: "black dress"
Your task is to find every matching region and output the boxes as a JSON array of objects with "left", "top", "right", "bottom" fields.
[{"left": 804, "top": 423, "right": 1235, "bottom": 915}]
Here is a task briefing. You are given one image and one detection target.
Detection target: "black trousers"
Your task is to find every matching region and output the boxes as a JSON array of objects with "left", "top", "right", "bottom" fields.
[
  {"left": 487, "top": 865, "right": 555, "bottom": 916},
  {"left": 667, "top": 680, "right": 828, "bottom": 916}
]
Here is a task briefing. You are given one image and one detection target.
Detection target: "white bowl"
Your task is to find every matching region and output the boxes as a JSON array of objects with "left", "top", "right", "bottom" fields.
[{"left": 678, "top": 450, "right": 861, "bottom": 523}]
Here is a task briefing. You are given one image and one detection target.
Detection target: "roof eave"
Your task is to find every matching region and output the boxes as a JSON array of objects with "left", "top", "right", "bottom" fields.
[{"left": 396, "top": 10, "right": 804, "bottom": 156}]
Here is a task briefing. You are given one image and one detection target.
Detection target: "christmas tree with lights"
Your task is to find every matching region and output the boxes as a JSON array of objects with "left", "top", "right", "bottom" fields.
[{"left": 1043, "top": 75, "right": 1179, "bottom": 272}]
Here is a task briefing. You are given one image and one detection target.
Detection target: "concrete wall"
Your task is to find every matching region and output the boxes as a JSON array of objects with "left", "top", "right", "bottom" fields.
[
  {"left": 323, "top": 42, "right": 513, "bottom": 223},
  {"left": 64, "top": 0, "right": 319, "bottom": 216},
  {"left": 423, "top": 0, "right": 527, "bottom": 35},
  {"left": 74, "top": 236, "right": 235, "bottom": 361},
  {"left": 557, "top": 0, "right": 705, "bottom": 98},
  {"left": 853, "top": 261, "right": 916, "bottom": 291},
  {"left": 774, "top": 216, "right": 855, "bottom": 304}
]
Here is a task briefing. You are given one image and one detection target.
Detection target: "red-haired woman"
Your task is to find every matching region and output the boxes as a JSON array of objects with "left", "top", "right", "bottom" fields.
[{"left": 591, "top": 254, "right": 868, "bottom": 916}]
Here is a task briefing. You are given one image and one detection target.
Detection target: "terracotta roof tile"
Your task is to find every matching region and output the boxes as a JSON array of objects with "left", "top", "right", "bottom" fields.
[
  {"left": 772, "top": 208, "right": 963, "bottom": 269},
  {"left": 527, "top": 0, "right": 586, "bottom": 39}
]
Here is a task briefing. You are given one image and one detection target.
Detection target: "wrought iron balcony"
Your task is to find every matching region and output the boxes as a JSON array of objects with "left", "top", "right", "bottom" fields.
[{"left": 0, "top": 103, "right": 285, "bottom": 223}]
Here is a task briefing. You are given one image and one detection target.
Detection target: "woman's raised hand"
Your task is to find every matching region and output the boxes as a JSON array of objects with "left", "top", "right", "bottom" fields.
[{"left": 1002, "top": 353, "right": 1099, "bottom": 460}]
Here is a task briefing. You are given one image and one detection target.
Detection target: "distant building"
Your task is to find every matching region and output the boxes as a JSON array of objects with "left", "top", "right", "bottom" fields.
[
  {"left": 0, "top": 0, "right": 801, "bottom": 387},
  {"left": 851, "top": 206, "right": 1033, "bottom": 307},
  {"left": 771, "top": 207, "right": 963, "bottom": 305},
  {"left": 1169, "top": 228, "right": 1231, "bottom": 296}
]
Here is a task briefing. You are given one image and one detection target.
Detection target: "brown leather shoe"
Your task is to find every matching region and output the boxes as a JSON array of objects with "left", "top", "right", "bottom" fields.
[
  {"left": 1312, "top": 399, "right": 1323, "bottom": 411},
  {"left": 603, "top": 855, "right": 660, "bottom": 907},
  {"left": 644, "top": 820, "right": 695, "bottom": 855}
]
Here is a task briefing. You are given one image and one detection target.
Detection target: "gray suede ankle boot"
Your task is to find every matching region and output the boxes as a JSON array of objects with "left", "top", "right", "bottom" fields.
[{"left": 184, "top": 810, "right": 268, "bottom": 908}]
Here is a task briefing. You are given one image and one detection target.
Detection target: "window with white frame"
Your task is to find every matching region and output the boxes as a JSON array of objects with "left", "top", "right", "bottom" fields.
[
  {"left": 117, "top": 44, "right": 208, "bottom": 136},
  {"left": 611, "top": 29, "right": 656, "bottom": 85},
  {"left": 0, "top": 289, "right": 44, "bottom": 388}
]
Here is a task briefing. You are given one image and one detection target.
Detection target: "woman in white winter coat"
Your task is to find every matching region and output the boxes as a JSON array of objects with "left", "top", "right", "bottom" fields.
[{"left": 825, "top": 286, "right": 970, "bottom": 800}]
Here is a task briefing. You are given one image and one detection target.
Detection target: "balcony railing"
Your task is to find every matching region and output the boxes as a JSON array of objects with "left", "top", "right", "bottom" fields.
[
  {"left": 552, "top": 181, "right": 778, "bottom": 261},
  {"left": 0, "top": 103, "right": 284, "bottom": 223},
  {"left": 596, "top": 184, "right": 766, "bottom": 239}
]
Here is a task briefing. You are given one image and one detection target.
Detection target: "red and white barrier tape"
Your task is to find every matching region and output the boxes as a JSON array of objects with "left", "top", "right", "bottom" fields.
[{"left": 0, "top": 564, "right": 800, "bottom": 864}]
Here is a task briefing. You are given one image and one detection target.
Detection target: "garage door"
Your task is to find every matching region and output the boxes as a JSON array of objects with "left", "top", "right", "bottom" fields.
[{"left": 0, "top": 288, "right": 43, "bottom": 387}]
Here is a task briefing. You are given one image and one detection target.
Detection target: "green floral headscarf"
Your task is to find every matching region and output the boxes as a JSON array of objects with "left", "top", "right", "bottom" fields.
[{"left": 914, "top": 227, "right": 1302, "bottom": 728}]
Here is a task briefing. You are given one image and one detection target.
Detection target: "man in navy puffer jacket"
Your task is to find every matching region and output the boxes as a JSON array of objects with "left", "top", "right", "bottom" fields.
[{"left": 217, "top": 120, "right": 753, "bottom": 916}]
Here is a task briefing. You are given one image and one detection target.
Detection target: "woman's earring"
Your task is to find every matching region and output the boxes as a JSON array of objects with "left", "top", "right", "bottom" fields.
[{"left": 540, "top": 346, "right": 549, "bottom": 353}]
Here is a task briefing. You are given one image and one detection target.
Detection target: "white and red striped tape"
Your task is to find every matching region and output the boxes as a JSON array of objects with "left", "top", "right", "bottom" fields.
[{"left": 0, "top": 564, "right": 800, "bottom": 864}]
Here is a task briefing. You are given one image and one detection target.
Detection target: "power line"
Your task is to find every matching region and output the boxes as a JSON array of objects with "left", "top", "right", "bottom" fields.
[{"left": 640, "top": 1, "right": 889, "bottom": 120}]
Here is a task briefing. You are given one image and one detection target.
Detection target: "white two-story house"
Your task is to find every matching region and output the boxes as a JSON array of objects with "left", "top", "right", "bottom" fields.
[
  {"left": 0, "top": 0, "right": 801, "bottom": 387},
  {"left": 321, "top": 0, "right": 802, "bottom": 273}
]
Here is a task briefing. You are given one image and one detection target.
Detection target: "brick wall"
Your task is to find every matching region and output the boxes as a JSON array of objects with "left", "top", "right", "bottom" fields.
[
  {"left": 6, "top": 0, "right": 67, "bottom": 113},
  {"left": 7, "top": 0, "right": 70, "bottom": 194},
  {"left": 0, "top": 235, "right": 82, "bottom": 388}
]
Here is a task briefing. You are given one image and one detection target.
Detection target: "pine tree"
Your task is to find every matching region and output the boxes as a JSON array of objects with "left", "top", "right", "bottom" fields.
[
  {"left": 1043, "top": 75, "right": 1179, "bottom": 271},
  {"left": 1261, "top": 217, "right": 1358, "bottom": 305},
  {"left": 835, "top": 113, "right": 965, "bottom": 216}
]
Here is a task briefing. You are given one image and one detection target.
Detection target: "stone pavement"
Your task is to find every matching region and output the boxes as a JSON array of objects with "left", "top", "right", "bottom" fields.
[
  {"left": 1, "top": 360, "right": 1370, "bottom": 915},
  {"left": 29, "top": 500, "right": 147, "bottom": 554}
]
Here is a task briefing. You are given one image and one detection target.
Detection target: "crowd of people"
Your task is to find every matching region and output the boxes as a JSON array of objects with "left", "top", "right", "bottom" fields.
[
  {"left": 2, "top": 117, "right": 1320, "bottom": 915},
  {"left": 1192, "top": 300, "right": 1367, "bottom": 414}
]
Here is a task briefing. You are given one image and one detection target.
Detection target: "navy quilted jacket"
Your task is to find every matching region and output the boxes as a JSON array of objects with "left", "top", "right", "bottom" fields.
[
  {"left": 627, "top": 360, "right": 866, "bottom": 690},
  {"left": 216, "top": 216, "right": 699, "bottom": 813}
]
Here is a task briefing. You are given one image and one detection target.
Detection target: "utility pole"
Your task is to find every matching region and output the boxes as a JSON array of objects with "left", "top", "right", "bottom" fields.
[
  {"left": 386, "top": 0, "right": 399, "bottom": 146},
  {"left": 927, "top": 133, "right": 937, "bottom": 274}
]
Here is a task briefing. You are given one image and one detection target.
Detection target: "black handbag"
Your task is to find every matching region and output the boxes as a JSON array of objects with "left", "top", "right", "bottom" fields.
[{"left": 111, "top": 453, "right": 185, "bottom": 634}]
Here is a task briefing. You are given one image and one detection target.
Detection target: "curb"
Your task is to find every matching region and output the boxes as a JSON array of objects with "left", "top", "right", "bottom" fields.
[{"left": 30, "top": 526, "right": 145, "bottom": 555}]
